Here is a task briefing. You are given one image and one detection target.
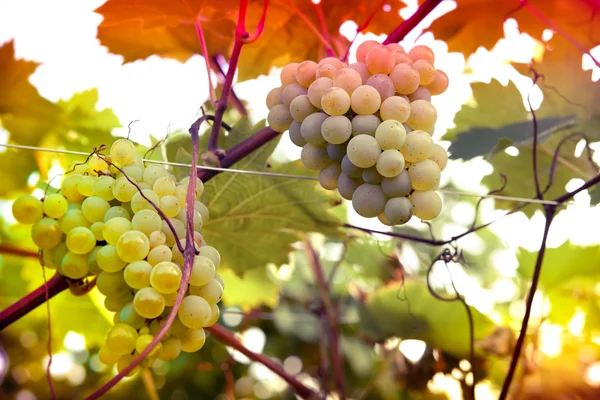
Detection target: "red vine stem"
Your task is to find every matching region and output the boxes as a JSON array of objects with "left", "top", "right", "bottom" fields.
[
  {"left": 382, "top": 0, "right": 444, "bottom": 45},
  {"left": 205, "top": 324, "right": 319, "bottom": 399},
  {"left": 0, "top": 244, "right": 39, "bottom": 258},
  {"left": 195, "top": 19, "right": 217, "bottom": 105},
  {"left": 304, "top": 239, "right": 345, "bottom": 399},
  {"left": 211, "top": 55, "right": 248, "bottom": 116},
  {"left": 243, "top": 0, "right": 269, "bottom": 44},
  {"left": 314, "top": 1, "right": 336, "bottom": 57}
]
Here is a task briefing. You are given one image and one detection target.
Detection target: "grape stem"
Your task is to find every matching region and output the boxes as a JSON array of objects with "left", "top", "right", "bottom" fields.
[
  {"left": 211, "top": 55, "right": 248, "bottom": 116},
  {"left": 0, "top": 244, "right": 39, "bottom": 258},
  {"left": 314, "top": 0, "right": 336, "bottom": 57},
  {"left": 382, "top": 0, "right": 444, "bottom": 45}
]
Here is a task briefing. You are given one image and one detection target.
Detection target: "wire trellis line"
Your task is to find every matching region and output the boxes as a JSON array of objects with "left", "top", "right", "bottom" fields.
[{"left": 0, "top": 142, "right": 571, "bottom": 206}]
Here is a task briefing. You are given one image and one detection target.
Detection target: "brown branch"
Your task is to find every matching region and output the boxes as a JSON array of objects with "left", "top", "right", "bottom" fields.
[
  {"left": 382, "top": 0, "right": 444, "bottom": 45},
  {"left": 0, "top": 244, "right": 39, "bottom": 258},
  {"left": 211, "top": 55, "right": 248, "bottom": 116}
]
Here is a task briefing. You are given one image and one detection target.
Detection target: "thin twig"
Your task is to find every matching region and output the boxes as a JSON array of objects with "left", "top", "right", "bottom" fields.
[
  {"left": 41, "top": 262, "right": 56, "bottom": 400},
  {"left": 242, "top": 0, "right": 270, "bottom": 44},
  {"left": 211, "top": 55, "right": 248, "bottom": 116},
  {"left": 528, "top": 72, "right": 543, "bottom": 199},
  {"left": 0, "top": 244, "right": 39, "bottom": 258},
  {"left": 314, "top": 1, "right": 336, "bottom": 57},
  {"left": 382, "top": 0, "right": 444, "bottom": 45},
  {"left": 141, "top": 370, "right": 160, "bottom": 400}
]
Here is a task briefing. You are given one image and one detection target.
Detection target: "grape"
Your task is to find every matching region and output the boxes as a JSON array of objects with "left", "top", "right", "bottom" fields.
[
  {"left": 409, "top": 190, "right": 442, "bottom": 220},
  {"left": 366, "top": 74, "right": 395, "bottom": 100},
  {"left": 124, "top": 260, "right": 152, "bottom": 289},
  {"left": 362, "top": 166, "right": 384, "bottom": 184},
  {"left": 321, "top": 116, "right": 352, "bottom": 144},
  {"left": 143, "top": 165, "right": 170, "bottom": 187},
  {"left": 131, "top": 209, "right": 162, "bottom": 237},
  {"left": 97, "top": 244, "right": 127, "bottom": 272},
  {"left": 282, "top": 83, "right": 307, "bottom": 107},
  {"left": 80, "top": 196, "right": 110, "bottom": 223},
  {"left": 214, "top": 273, "right": 225, "bottom": 290},
  {"left": 86, "top": 246, "right": 102, "bottom": 274},
  {"left": 326, "top": 142, "right": 347, "bottom": 162},
  {"left": 206, "top": 303, "right": 220, "bottom": 326},
  {"left": 296, "top": 60, "right": 318, "bottom": 88},
  {"left": 105, "top": 295, "right": 127, "bottom": 312},
  {"left": 159, "top": 195, "right": 180, "bottom": 218},
  {"left": 288, "top": 120, "right": 306, "bottom": 147},
  {"left": 400, "top": 130, "right": 434, "bottom": 162},
  {"left": 267, "top": 104, "right": 294, "bottom": 133},
  {"left": 341, "top": 155, "right": 363, "bottom": 178},
  {"left": 198, "top": 246, "right": 221, "bottom": 268},
  {"left": 104, "top": 206, "right": 130, "bottom": 222},
  {"left": 31, "top": 218, "right": 62, "bottom": 249},
  {"left": 347, "top": 135, "right": 381, "bottom": 168},
  {"left": 190, "top": 256, "right": 215, "bottom": 287},
  {"left": 190, "top": 279, "right": 223, "bottom": 304},
  {"left": 194, "top": 201, "right": 210, "bottom": 222},
  {"left": 96, "top": 271, "right": 128, "bottom": 297},
  {"left": 377, "top": 212, "right": 392, "bottom": 226},
  {"left": 266, "top": 87, "right": 283, "bottom": 109},
  {"left": 384, "top": 197, "right": 413, "bottom": 225},
  {"left": 61, "top": 174, "right": 85, "bottom": 202},
  {"left": 90, "top": 222, "right": 104, "bottom": 241},
  {"left": 408, "top": 159, "right": 441, "bottom": 190},
  {"left": 147, "top": 244, "right": 172, "bottom": 266},
  {"left": 350, "top": 85, "right": 381, "bottom": 115},
  {"left": 376, "top": 150, "right": 405, "bottom": 178},
  {"left": 179, "top": 176, "right": 204, "bottom": 199},
  {"left": 61, "top": 251, "right": 89, "bottom": 278},
  {"left": 307, "top": 77, "right": 333, "bottom": 108},
  {"left": 112, "top": 177, "right": 137, "bottom": 202},
  {"left": 412, "top": 59, "right": 435, "bottom": 85},
  {"left": 149, "top": 231, "right": 167, "bottom": 248},
  {"left": 88, "top": 155, "right": 109, "bottom": 174},
  {"left": 375, "top": 120, "right": 407, "bottom": 150},
  {"left": 194, "top": 231, "right": 205, "bottom": 248},
  {"left": 381, "top": 170, "right": 412, "bottom": 197},
  {"left": 42, "top": 194, "right": 68, "bottom": 219},
  {"left": 12, "top": 195, "right": 43, "bottom": 224},
  {"left": 356, "top": 40, "right": 381, "bottom": 63},
  {"left": 59, "top": 209, "right": 91, "bottom": 233},
  {"left": 119, "top": 302, "right": 146, "bottom": 329},
  {"left": 99, "top": 345, "right": 121, "bottom": 365},
  {"left": 319, "top": 163, "right": 342, "bottom": 190},
  {"left": 318, "top": 57, "right": 344, "bottom": 70},
  {"left": 117, "top": 230, "right": 150, "bottom": 262},
  {"left": 394, "top": 51, "right": 415, "bottom": 65},
  {"left": 333, "top": 68, "right": 362, "bottom": 95},
  {"left": 159, "top": 337, "right": 182, "bottom": 361},
  {"left": 337, "top": 173, "right": 361, "bottom": 200},
  {"left": 136, "top": 334, "right": 162, "bottom": 358},
  {"left": 409, "top": 45, "right": 435, "bottom": 63},
  {"left": 386, "top": 43, "right": 405, "bottom": 53},
  {"left": 106, "top": 323, "right": 138, "bottom": 355},
  {"left": 92, "top": 176, "right": 116, "bottom": 201},
  {"left": 103, "top": 217, "right": 132, "bottom": 245},
  {"left": 409, "top": 87, "right": 432, "bottom": 102},
  {"left": 406, "top": 100, "right": 437, "bottom": 131},
  {"left": 351, "top": 114, "right": 380, "bottom": 136},
  {"left": 131, "top": 189, "right": 160, "bottom": 213},
  {"left": 379, "top": 96, "right": 410, "bottom": 123},
  {"left": 134, "top": 287, "right": 165, "bottom": 319},
  {"left": 366, "top": 45, "right": 395, "bottom": 74},
  {"left": 116, "top": 354, "right": 139, "bottom": 377},
  {"left": 300, "top": 112, "right": 328, "bottom": 145},
  {"left": 390, "top": 63, "right": 420, "bottom": 95},
  {"left": 180, "top": 328, "right": 206, "bottom": 353},
  {"left": 169, "top": 317, "right": 189, "bottom": 338},
  {"left": 108, "top": 139, "right": 135, "bottom": 166},
  {"left": 316, "top": 63, "right": 337, "bottom": 79},
  {"left": 425, "top": 70, "right": 449, "bottom": 95},
  {"left": 177, "top": 208, "right": 203, "bottom": 231},
  {"left": 66, "top": 226, "right": 96, "bottom": 254},
  {"left": 121, "top": 165, "right": 144, "bottom": 182},
  {"left": 301, "top": 143, "right": 332, "bottom": 170},
  {"left": 178, "top": 295, "right": 211, "bottom": 329},
  {"left": 429, "top": 144, "right": 448, "bottom": 171},
  {"left": 289, "top": 95, "right": 317, "bottom": 122},
  {"left": 280, "top": 62, "right": 300, "bottom": 85},
  {"left": 321, "top": 87, "right": 351, "bottom": 116},
  {"left": 75, "top": 175, "right": 95, "bottom": 197},
  {"left": 351, "top": 184, "right": 387, "bottom": 218},
  {"left": 153, "top": 176, "right": 176, "bottom": 198},
  {"left": 348, "top": 62, "right": 370, "bottom": 83},
  {"left": 150, "top": 261, "right": 181, "bottom": 294},
  {"left": 162, "top": 218, "right": 185, "bottom": 246}
]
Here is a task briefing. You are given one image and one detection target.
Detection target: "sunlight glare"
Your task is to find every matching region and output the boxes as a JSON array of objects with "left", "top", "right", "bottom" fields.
[
  {"left": 568, "top": 311, "right": 586, "bottom": 336},
  {"left": 585, "top": 362, "right": 600, "bottom": 387},
  {"left": 399, "top": 340, "right": 427, "bottom": 364},
  {"left": 539, "top": 323, "right": 563, "bottom": 358},
  {"left": 63, "top": 331, "right": 86, "bottom": 352}
]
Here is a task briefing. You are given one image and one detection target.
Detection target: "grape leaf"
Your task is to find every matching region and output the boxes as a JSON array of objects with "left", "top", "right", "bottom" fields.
[
  {"left": 218, "top": 266, "right": 279, "bottom": 310},
  {"left": 95, "top": 0, "right": 411, "bottom": 81},
  {"left": 359, "top": 281, "right": 496, "bottom": 358}
]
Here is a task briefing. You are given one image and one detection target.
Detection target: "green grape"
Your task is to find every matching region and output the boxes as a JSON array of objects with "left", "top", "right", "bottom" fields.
[
  {"left": 189, "top": 279, "right": 223, "bottom": 305},
  {"left": 66, "top": 226, "right": 96, "bottom": 254},
  {"left": 178, "top": 295, "right": 211, "bottom": 329},
  {"left": 190, "top": 255, "right": 215, "bottom": 287},
  {"left": 406, "top": 100, "right": 437, "bottom": 131},
  {"left": 105, "top": 295, "right": 127, "bottom": 312},
  {"left": 81, "top": 196, "right": 110, "bottom": 223},
  {"left": 321, "top": 116, "right": 352, "bottom": 144},
  {"left": 143, "top": 164, "right": 170, "bottom": 187},
  {"left": 341, "top": 155, "right": 363, "bottom": 178},
  {"left": 131, "top": 209, "right": 162, "bottom": 236},
  {"left": 326, "top": 142, "right": 347, "bottom": 162},
  {"left": 92, "top": 176, "right": 116, "bottom": 201},
  {"left": 429, "top": 144, "right": 448, "bottom": 171},
  {"left": 180, "top": 328, "right": 206, "bottom": 353},
  {"left": 76, "top": 175, "right": 96, "bottom": 197},
  {"left": 59, "top": 209, "right": 91, "bottom": 234},
  {"left": 150, "top": 261, "right": 182, "bottom": 294},
  {"left": 131, "top": 189, "right": 160, "bottom": 214},
  {"left": 409, "top": 190, "right": 442, "bottom": 220},
  {"left": 408, "top": 159, "right": 441, "bottom": 190},
  {"left": 193, "top": 231, "right": 205, "bottom": 248},
  {"left": 139, "top": 327, "right": 150, "bottom": 336},
  {"left": 380, "top": 96, "right": 411, "bottom": 123},
  {"left": 136, "top": 334, "right": 162, "bottom": 358},
  {"left": 117, "top": 230, "right": 150, "bottom": 263},
  {"left": 194, "top": 201, "right": 209, "bottom": 222},
  {"left": 390, "top": 63, "right": 420, "bottom": 95},
  {"left": 376, "top": 150, "right": 405, "bottom": 178},
  {"left": 147, "top": 245, "right": 173, "bottom": 266},
  {"left": 288, "top": 120, "right": 306, "bottom": 147},
  {"left": 350, "top": 85, "right": 381, "bottom": 115},
  {"left": 116, "top": 354, "right": 139, "bottom": 377},
  {"left": 206, "top": 303, "right": 220, "bottom": 326},
  {"left": 300, "top": 112, "right": 328, "bottom": 145},
  {"left": 381, "top": 170, "right": 412, "bottom": 197},
  {"left": 400, "top": 130, "right": 434, "bottom": 163},
  {"left": 41, "top": 248, "right": 57, "bottom": 270},
  {"left": 110, "top": 138, "right": 137, "bottom": 166},
  {"left": 281, "top": 83, "right": 307, "bottom": 107},
  {"left": 42, "top": 194, "right": 68, "bottom": 219},
  {"left": 31, "top": 218, "right": 62, "bottom": 249},
  {"left": 61, "top": 174, "right": 85, "bottom": 202},
  {"left": 176, "top": 208, "right": 202, "bottom": 231},
  {"left": 337, "top": 172, "right": 361, "bottom": 200},
  {"left": 124, "top": 260, "right": 152, "bottom": 289},
  {"left": 97, "top": 270, "right": 129, "bottom": 296},
  {"left": 307, "top": 77, "right": 333, "bottom": 108},
  {"left": 213, "top": 273, "right": 225, "bottom": 290},
  {"left": 103, "top": 217, "right": 132, "bottom": 245},
  {"left": 321, "top": 87, "right": 351, "bottom": 116},
  {"left": 67, "top": 203, "right": 82, "bottom": 211},
  {"left": 174, "top": 185, "right": 187, "bottom": 204},
  {"left": 69, "top": 163, "right": 89, "bottom": 175},
  {"left": 51, "top": 243, "right": 69, "bottom": 274},
  {"left": 197, "top": 246, "right": 221, "bottom": 268},
  {"left": 119, "top": 165, "right": 143, "bottom": 182},
  {"left": 149, "top": 231, "right": 167, "bottom": 248},
  {"left": 333, "top": 67, "right": 362, "bottom": 95},
  {"left": 301, "top": 143, "right": 332, "bottom": 171},
  {"left": 347, "top": 135, "right": 381, "bottom": 168},
  {"left": 98, "top": 345, "right": 120, "bottom": 365},
  {"left": 112, "top": 177, "right": 137, "bottom": 202},
  {"left": 87, "top": 246, "right": 103, "bottom": 275},
  {"left": 153, "top": 176, "right": 176, "bottom": 198},
  {"left": 289, "top": 95, "right": 317, "bottom": 122},
  {"left": 318, "top": 163, "right": 342, "bottom": 190},
  {"left": 375, "top": 120, "right": 407, "bottom": 150},
  {"left": 119, "top": 302, "right": 146, "bottom": 329},
  {"left": 384, "top": 197, "right": 413, "bottom": 225},
  {"left": 133, "top": 287, "right": 165, "bottom": 319},
  {"left": 61, "top": 251, "right": 89, "bottom": 279},
  {"left": 266, "top": 86, "right": 283, "bottom": 109},
  {"left": 12, "top": 195, "right": 43, "bottom": 224},
  {"left": 362, "top": 166, "right": 384, "bottom": 184},
  {"left": 104, "top": 206, "right": 130, "bottom": 222},
  {"left": 351, "top": 184, "right": 387, "bottom": 218},
  {"left": 378, "top": 212, "right": 392, "bottom": 226},
  {"left": 163, "top": 290, "right": 178, "bottom": 307},
  {"left": 159, "top": 337, "right": 182, "bottom": 361},
  {"left": 97, "top": 244, "right": 127, "bottom": 272},
  {"left": 87, "top": 155, "right": 109, "bottom": 174},
  {"left": 169, "top": 317, "right": 189, "bottom": 338},
  {"left": 351, "top": 114, "right": 380, "bottom": 136},
  {"left": 137, "top": 182, "right": 151, "bottom": 191},
  {"left": 162, "top": 218, "right": 185, "bottom": 247},
  {"left": 159, "top": 195, "right": 180, "bottom": 218},
  {"left": 179, "top": 176, "right": 204, "bottom": 200}
]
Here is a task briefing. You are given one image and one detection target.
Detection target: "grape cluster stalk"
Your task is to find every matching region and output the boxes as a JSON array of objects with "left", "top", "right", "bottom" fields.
[{"left": 266, "top": 42, "right": 449, "bottom": 226}]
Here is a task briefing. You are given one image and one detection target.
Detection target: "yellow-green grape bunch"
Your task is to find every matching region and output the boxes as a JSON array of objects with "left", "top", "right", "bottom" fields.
[
  {"left": 11, "top": 138, "right": 223, "bottom": 373},
  {"left": 266, "top": 42, "right": 449, "bottom": 225}
]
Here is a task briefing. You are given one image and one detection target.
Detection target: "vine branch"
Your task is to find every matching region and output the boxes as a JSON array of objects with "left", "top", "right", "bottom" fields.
[{"left": 382, "top": 0, "right": 444, "bottom": 45}]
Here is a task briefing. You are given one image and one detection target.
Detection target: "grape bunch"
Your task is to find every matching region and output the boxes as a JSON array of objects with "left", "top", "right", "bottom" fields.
[
  {"left": 266, "top": 41, "right": 449, "bottom": 225},
  {"left": 11, "top": 139, "right": 223, "bottom": 374}
]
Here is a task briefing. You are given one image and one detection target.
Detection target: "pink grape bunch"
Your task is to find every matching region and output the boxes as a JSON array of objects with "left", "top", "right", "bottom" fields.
[{"left": 266, "top": 41, "right": 449, "bottom": 225}]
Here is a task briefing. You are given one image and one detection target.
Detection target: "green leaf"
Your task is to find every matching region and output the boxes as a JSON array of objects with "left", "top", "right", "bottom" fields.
[
  {"left": 0, "top": 148, "right": 39, "bottom": 195},
  {"left": 218, "top": 266, "right": 280, "bottom": 311},
  {"left": 359, "top": 281, "right": 496, "bottom": 358},
  {"left": 273, "top": 301, "right": 320, "bottom": 343}
]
